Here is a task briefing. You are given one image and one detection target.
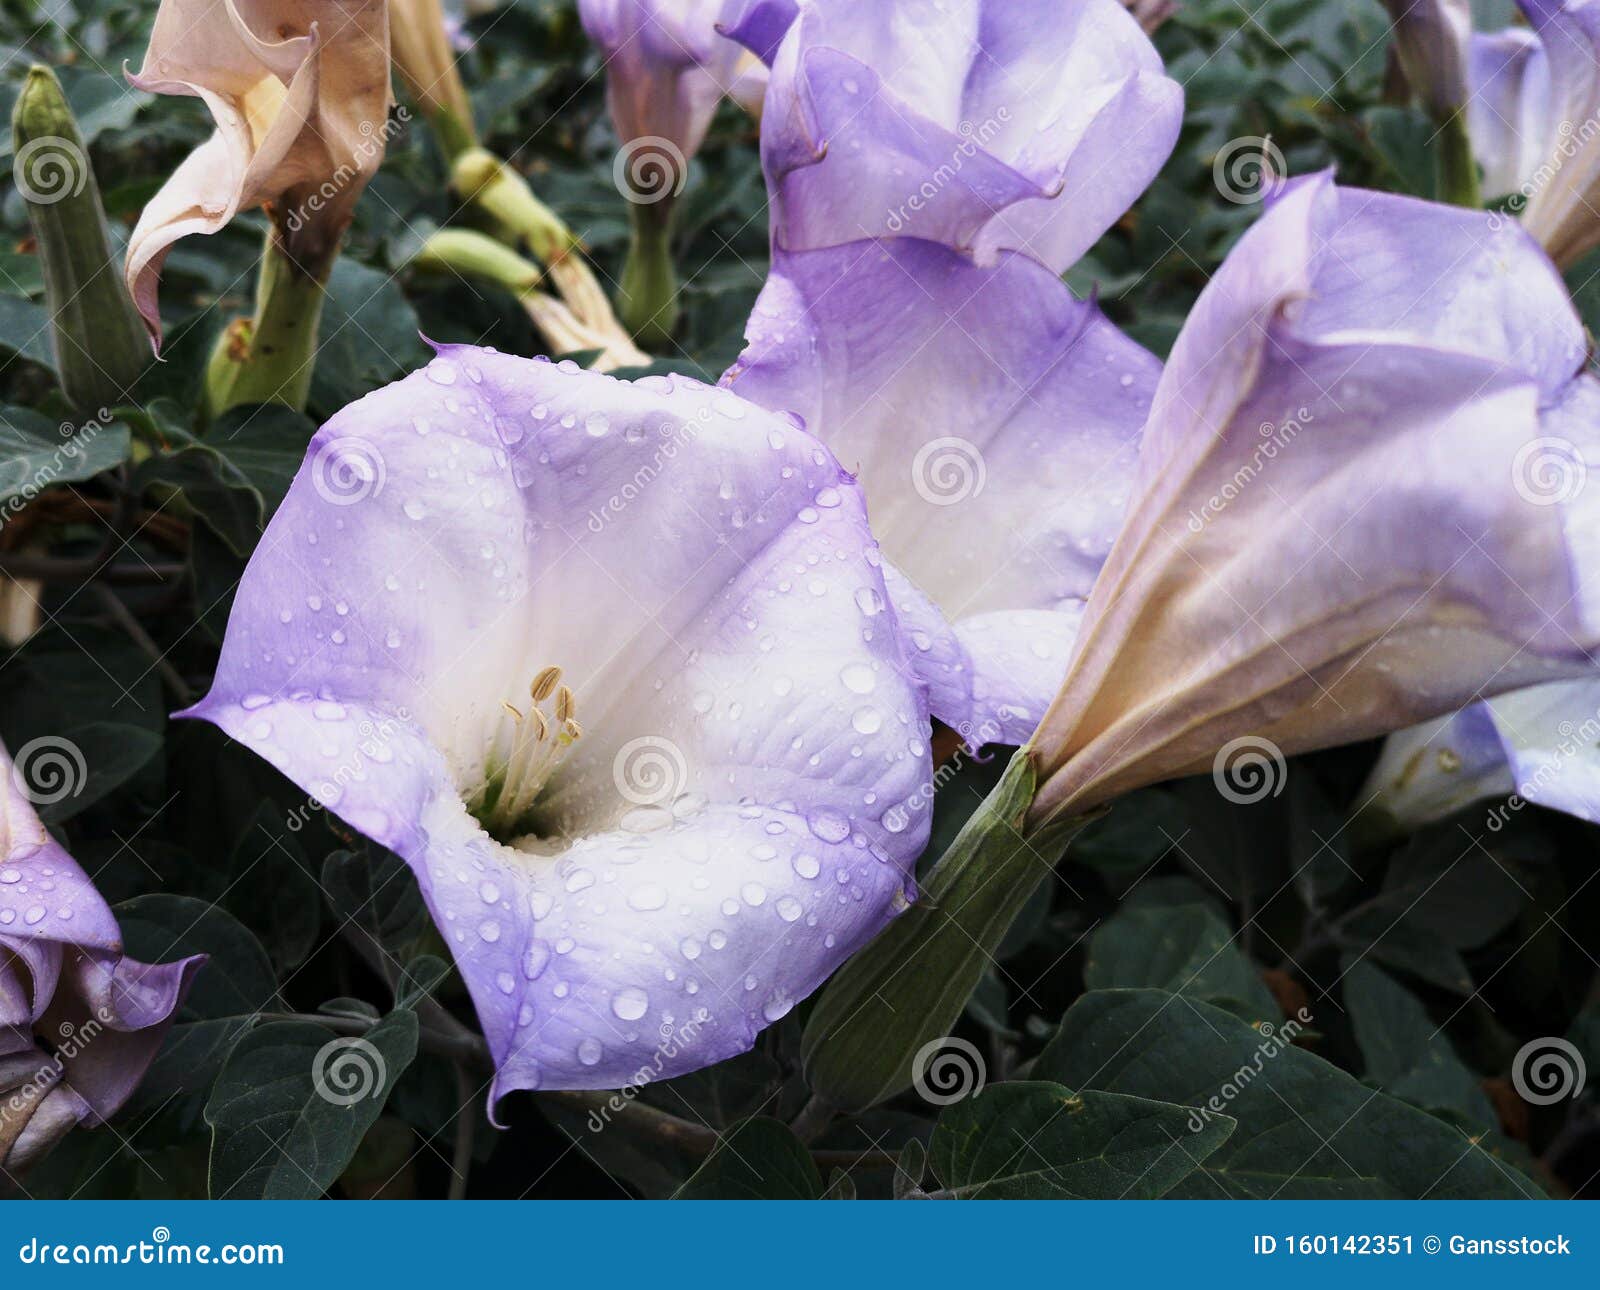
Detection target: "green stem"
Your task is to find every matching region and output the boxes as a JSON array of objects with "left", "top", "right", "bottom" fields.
[
  {"left": 1435, "top": 108, "right": 1482, "bottom": 210},
  {"left": 800, "top": 747, "right": 1090, "bottom": 1112},
  {"left": 451, "top": 147, "right": 578, "bottom": 266},
  {"left": 620, "top": 198, "right": 679, "bottom": 348},
  {"left": 206, "top": 231, "right": 332, "bottom": 416}
]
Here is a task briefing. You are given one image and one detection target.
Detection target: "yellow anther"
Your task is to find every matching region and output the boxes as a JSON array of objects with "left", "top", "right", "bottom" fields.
[
  {"left": 530, "top": 666, "right": 562, "bottom": 702},
  {"left": 562, "top": 717, "right": 583, "bottom": 741},
  {"left": 501, "top": 701, "right": 524, "bottom": 721},
  {"left": 528, "top": 707, "right": 549, "bottom": 741},
  {"left": 555, "top": 685, "right": 575, "bottom": 722}
]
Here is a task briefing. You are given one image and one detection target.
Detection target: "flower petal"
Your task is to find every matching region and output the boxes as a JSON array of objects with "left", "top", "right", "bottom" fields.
[
  {"left": 126, "top": 0, "right": 391, "bottom": 344},
  {"left": 0, "top": 738, "right": 203, "bottom": 1138},
  {"left": 759, "top": 0, "right": 1181, "bottom": 271},
  {"left": 1518, "top": 0, "right": 1600, "bottom": 265},
  {"left": 1465, "top": 25, "right": 1550, "bottom": 200},
  {"left": 724, "top": 238, "right": 1155, "bottom": 743}
]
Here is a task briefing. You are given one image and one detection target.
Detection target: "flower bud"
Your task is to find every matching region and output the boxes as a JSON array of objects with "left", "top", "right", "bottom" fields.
[{"left": 11, "top": 65, "right": 147, "bottom": 410}]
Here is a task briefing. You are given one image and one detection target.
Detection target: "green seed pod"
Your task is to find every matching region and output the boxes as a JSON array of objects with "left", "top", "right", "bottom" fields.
[{"left": 11, "top": 65, "right": 148, "bottom": 412}]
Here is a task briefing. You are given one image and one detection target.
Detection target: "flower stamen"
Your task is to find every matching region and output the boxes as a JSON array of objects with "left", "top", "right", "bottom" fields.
[{"left": 472, "top": 666, "right": 583, "bottom": 840}]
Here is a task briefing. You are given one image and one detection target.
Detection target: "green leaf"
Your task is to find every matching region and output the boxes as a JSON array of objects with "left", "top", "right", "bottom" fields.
[
  {"left": 1343, "top": 960, "right": 1495, "bottom": 1129},
  {"left": 1084, "top": 901, "right": 1279, "bottom": 1023},
  {"left": 133, "top": 404, "right": 315, "bottom": 554},
  {"left": 307, "top": 259, "right": 430, "bottom": 416},
  {"left": 115, "top": 895, "right": 280, "bottom": 1108},
  {"left": 322, "top": 848, "right": 435, "bottom": 968},
  {"left": 23, "top": 720, "right": 160, "bottom": 824},
  {"left": 222, "top": 803, "right": 322, "bottom": 971},
  {"left": 930, "top": 1081, "right": 1235, "bottom": 1199},
  {"left": 673, "top": 1117, "right": 822, "bottom": 1199},
  {"left": 205, "top": 1014, "right": 418, "bottom": 1199},
  {"left": 0, "top": 404, "right": 129, "bottom": 507},
  {"left": 1067, "top": 787, "right": 1187, "bottom": 874},
  {"left": 0, "top": 294, "right": 55, "bottom": 369},
  {"left": 1035, "top": 989, "right": 1540, "bottom": 1198}
]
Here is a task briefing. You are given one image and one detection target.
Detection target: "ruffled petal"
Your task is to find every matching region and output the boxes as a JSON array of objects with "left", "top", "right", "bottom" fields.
[
  {"left": 192, "top": 348, "right": 936, "bottom": 1103},
  {"left": 759, "top": 0, "right": 1181, "bottom": 272},
  {"left": 125, "top": 0, "right": 392, "bottom": 345}
]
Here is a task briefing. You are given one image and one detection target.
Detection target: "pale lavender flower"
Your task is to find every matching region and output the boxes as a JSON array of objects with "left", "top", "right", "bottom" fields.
[
  {"left": 1459, "top": 0, "right": 1600, "bottom": 266},
  {"left": 724, "top": 239, "right": 1159, "bottom": 747},
  {"left": 580, "top": 0, "right": 757, "bottom": 195},
  {"left": 750, "top": 0, "right": 1182, "bottom": 272},
  {"left": 186, "top": 348, "right": 935, "bottom": 1102},
  {"left": 1360, "top": 681, "right": 1600, "bottom": 831},
  {"left": 1, "top": 740, "right": 203, "bottom": 1173},
  {"left": 1027, "top": 173, "right": 1600, "bottom": 824}
]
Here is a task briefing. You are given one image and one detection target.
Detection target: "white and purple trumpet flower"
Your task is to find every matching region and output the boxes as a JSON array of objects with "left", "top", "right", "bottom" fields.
[
  {"left": 720, "top": 0, "right": 1179, "bottom": 748},
  {"left": 1, "top": 739, "right": 203, "bottom": 1172},
  {"left": 1025, "top": 172, "right": 1600, "bottom": 824},
  {"left": 186, "top": 348, "right": 937, "bottom": 1101},
  {"left": 580, "top": 0, "right": 758, "bottom": 197},
  {"left": 1393, "top": 0, "right": 1600, "bottom": 267},
  {"left": 747, "top": 0, "right": 1182, "bottom": 272}
]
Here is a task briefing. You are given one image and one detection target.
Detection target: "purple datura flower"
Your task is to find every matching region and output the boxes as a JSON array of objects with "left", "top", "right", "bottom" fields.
[
  {"left": 1024, "top": 171, "right": 1600, "bottom": 825},
  {"left": 580, "top": 0, "right": 761, "bottom": 197},
  {"left": 745, "top": 0, "right": 1182, "bottom": 272},
  {"left": 185, "top": 347, "right": 936, "bottom": 1103},
  {"left": 1458, "top": 0, "right": 1600, "bottom": 267},
  {"left": 724, "top": 240, "right": 1159, "bottom": 749},
  {"left": 0, "top": 739, "right": 203, "bottom": 1174},
  {"left": 719, "top": 0, "right": 1176, "bottom": 749},
  {"left": 1360, "top": 681, "right": 1600, "bottom": 832}
]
